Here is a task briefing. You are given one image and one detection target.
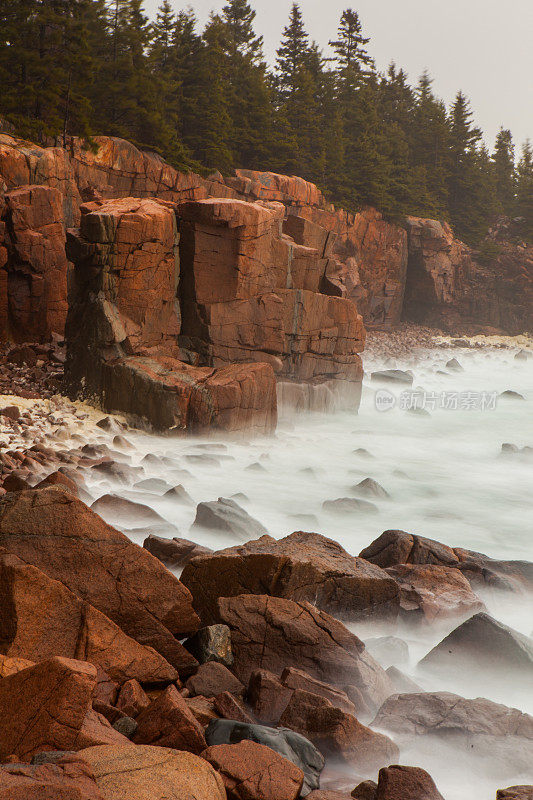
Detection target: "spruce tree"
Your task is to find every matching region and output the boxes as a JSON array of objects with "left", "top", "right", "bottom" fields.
[
  {"left": 515, "top": 140, "right": 533, "bottom": 240},
  {"left": 329, "top": 9, "right": 373, "bottom": 79},
  {"left": 448, "top": 92, "right": 497, "bottom": 243},
  {"left": 275, "top": 3, "right": 310, "bottom": 102},
  {"left": 181, "top": 14, "right": 233, "bottom": 173},
  {"left": 492, "top": 128, "right": 516, "bottom": 215},
  {"left": 409, "top": 72, "right": 451, "bottom": 216},
  {"left": 219, "top": 0, "right": 274, "bottom": 170}
]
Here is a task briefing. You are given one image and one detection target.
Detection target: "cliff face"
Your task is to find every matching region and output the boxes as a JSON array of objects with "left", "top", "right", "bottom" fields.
[
  {"left": 0, "top": 133, "right": 531, "bottom": 430},
  {"left": 65, "top": 197, "right": 278, "bottom": 433},
  {"left": 404, "top": 217, "right": 533, "bottom": 334}
]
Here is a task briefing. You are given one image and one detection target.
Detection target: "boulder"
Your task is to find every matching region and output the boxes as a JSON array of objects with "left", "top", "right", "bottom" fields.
[
  {"left": 247, "top": 669, "right": 294, "bottom": 725},
  {"left": 370, "top": 370, "right": 413, "bottom": 385},
  {"left": 385, "top": 563, "right": 484, "bottom": 622},
  {"left": 133, "top": 685, "right": 206, "bottom": 754},
  {"left": 281, "top": 667, "right": 358, "bottom": 717},
  {"left": 351, "top": 781, "right": 378, "bottom": 800},
  {"left": 205, "top": 718, "right": 324, "bottom": 795},
  {"left": 278, "top": 689, "right": 399, "bottom": 770},
  {"left": 186, "top": 661, "right": 245, "bottom": 698},
  {"left": 352, "top": 478, "right": 389, "bottom": 498},
  {"left": 181, "top": 531, "right": 400, "bottom": 625},
  {"left": 202, "top": 740, "right": 304, "bottom": 800},
  {"left": 322, "top": 498, "right": 379, "bottom": 516},
  {"left": 0, "top": 755, "right": 105, "bottom": 799},
  {"left": 35, "top": 470, "right": 78, "bottom": 495},
  {"left": 186, "top": 695, "right": 219, "bottom": 726},
  {"left": 143, "top": 534, "right": 212, "bottom": 568},
  {"left": 184, "top": 624, "right": 234, "bottom": 667},
  {"left": 0, "top": 657, "right": 128, "bottom": 761},
  {"left": 214, "top": 691, "right": 255, "bottom": 724},
  {"left": 372, "top": 691, "right": 533, "bottom": 773},
  {"left": 216, "top": 594, "right": 394, "bottom": 711},
  {"left": 97, "top": 355, "right": 278, "bottom": 434},
  {"left": 0, "top": 487, "right": 199, "bottom": 673},
  {"left": 90, "top": 494, "right": 166, "bottom": 526},
  {"left": 191, "top": 497, "right": 268, "bottom": 541},
  {"left": 0, "top": 551, "right": 178, "bottom": 684},
  {"left": 115, "top": 680, "right": 151, "bottom": 718},
  {"left": 360, "top": 530, "right": 533, "bottom": 592},
  {"left": 385, "top": 667, "right": 422, "bottom": 695},
  {"left": 497, "top": 788, "right": 533, "bottom": 799},
  {"left": 80, "top": 743, "right": 226, "bottom": 800},
  {"left": 373, "top": 765, "right": 445, "bottom": 800},
  {"left": 419, "top": 612, "right": 533, "bottom": 677}
]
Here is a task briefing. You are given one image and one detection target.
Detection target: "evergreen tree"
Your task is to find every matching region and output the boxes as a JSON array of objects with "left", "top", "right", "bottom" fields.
[
  {"left": 515, "top": 140, "right": 533, "bottom": 240},
  {"left": 492, "top": 128, "right": 516, "bottom": 215},
  {"left": 222, "top": 0, "right": 263, "bottom": 62},
  {"left": 447, "top": 91, "right": 496, "bottom": 242},
  {"left": 275, "top": 3, "right": 310, "bottom": 102},
  {"left": 180, "top": 14, "right": 233, "bottom": 172},
  {"left": 329, "top": 9, "right": 373, "bottom": 79},
  {"left": 409, "top": 72, "right": 451, "bottom": 216},
  {"left": 219, "top": 0, "right": 274, "bottom": 169}
]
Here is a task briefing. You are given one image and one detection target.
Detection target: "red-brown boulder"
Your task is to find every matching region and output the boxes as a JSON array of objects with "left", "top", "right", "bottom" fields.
[
  {"left": 216, "top": 594, "right": 393, "bottom": 711},
  {"left": 0, "top": 755, "right": 105, "bottom": 799},
  {"left": 360, "top": 530, "right": 533, "bottom": 592},
  {"left": 115, "top": 679, "right": 151, "bottom": 718},
  {"left": 281, "top": 667, "right": 358, "bottom": 717},
  {"left": 278, "top": 689, "right": 398, "bottom": 770},
  {"left": 214, "top": 691, "right": 255, "bottom": 724},
  {"left": 497, "top": 788, "right": 533, "bottom": 799},
  {"left": 0, "top": 487, "right": 200, "bottom": 672},
  {"left": 372, "top": 691, "right": 533, "bottom": 773},
  {"left": 133, "top": 685, "right": 207, "bottom": 754},
  {"left": 385, "top": 563, "right": 484, "bottom": 622},
  {"left": 247, "top": 669, "right": 293, "bottom": 725},
  {"left": 79, "top": 743, "right": 226, "bottom": 800},
  {"left": 202, "top": 739, "right": 304, "bottom": 800},
  {"left": 374, "top": 765, "right": 445, "bottom": 800},
  {"left": 186, "top": 661, "right": 245, "bottom": 698},
  {"left": 181, "top": 531, "right": 399, "bottom": 625},
  {"left": 0, "top": 657, "right": 128, "bottom": 761},
  {"left": 0, "top": 551, "right": 178, "bottom": 684}
]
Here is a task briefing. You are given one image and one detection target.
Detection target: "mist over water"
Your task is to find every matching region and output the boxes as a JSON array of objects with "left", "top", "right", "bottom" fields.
[{"left": 81, "top": 343, "right": 533, "bottom": 799}]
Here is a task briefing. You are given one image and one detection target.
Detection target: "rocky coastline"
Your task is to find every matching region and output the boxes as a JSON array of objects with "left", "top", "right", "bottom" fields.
[{"left": 0, "top": 132, "right": 532, "bottom": 799}]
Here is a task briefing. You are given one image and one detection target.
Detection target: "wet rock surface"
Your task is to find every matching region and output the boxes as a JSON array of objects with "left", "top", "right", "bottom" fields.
[
  {"left": 181, "top": 531, "right": 400, "bottom": 624},
  {"left": 205, "top": 718, "right": 325, "bottom": 795}
]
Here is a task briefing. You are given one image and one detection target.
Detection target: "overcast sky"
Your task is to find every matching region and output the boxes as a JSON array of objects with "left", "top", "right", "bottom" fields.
[{"left": 144, "top": 0, "right": 532, "bottom": 152}]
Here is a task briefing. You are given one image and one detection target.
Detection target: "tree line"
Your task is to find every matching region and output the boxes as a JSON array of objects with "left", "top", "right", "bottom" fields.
[{"left": 0, "top": 0, "right": 531, "bottom": 244}]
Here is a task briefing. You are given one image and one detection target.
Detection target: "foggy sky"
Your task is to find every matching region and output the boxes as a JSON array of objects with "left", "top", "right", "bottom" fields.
[{"left": 144, "top": 0, "right": 532, "bottom": 152}]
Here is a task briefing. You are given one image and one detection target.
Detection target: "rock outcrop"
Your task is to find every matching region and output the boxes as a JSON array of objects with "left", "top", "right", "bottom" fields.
[
  {"left": 65, "top": 197, "right": 278, "bottom": 433},
  {"left": 0, "top": 185, "right": 69, "bottom": 340},
  {"left": 1, "top": 131, "right": 530, "bottom": 361},
  {"left": 404, "top": 216, "right": 533, "bottom": 334},
  {"left": 178, "top": 197, "right": 365, "bottom": 387}
]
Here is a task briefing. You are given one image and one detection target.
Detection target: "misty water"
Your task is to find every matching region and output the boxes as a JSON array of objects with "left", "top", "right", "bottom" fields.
[{"left": 80, "top": 341, "right": 533, "bottom": 799}]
